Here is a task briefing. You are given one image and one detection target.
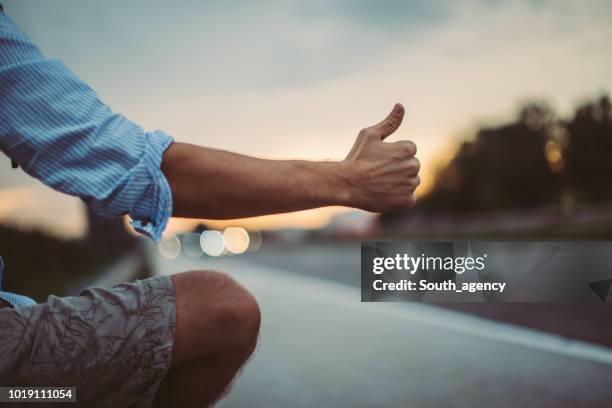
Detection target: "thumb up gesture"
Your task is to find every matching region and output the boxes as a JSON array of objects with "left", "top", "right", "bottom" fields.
[{"left": 341, "top": 103, "right": 420, "bottom": 212}]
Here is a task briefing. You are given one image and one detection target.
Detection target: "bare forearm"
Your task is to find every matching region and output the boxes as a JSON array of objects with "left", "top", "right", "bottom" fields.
[
  {"left": 162, "top": 104, "right": 420, "bottom": 220},
  {"left": 162, "top": 142, "right": 350, "bottom": 219}
]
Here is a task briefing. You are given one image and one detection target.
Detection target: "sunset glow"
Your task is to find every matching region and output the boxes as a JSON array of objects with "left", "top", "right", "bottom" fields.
[{"left": 2, "top": 0, "right": 611, "bottom": 238}]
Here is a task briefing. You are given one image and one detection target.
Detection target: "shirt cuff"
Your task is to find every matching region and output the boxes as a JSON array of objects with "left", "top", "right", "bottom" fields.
[{"left": 129, "top": 130, "right": 174, "bottom": 242}]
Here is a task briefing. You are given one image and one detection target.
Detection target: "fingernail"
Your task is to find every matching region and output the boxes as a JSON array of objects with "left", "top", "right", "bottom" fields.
[{"left": 393, "top": 103, "right": 403, "bottom": 116}]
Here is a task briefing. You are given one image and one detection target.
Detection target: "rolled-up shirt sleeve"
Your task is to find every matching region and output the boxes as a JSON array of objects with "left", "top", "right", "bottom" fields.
[{"left": 0, "top": 11, "right": 173, "bottom": 241}]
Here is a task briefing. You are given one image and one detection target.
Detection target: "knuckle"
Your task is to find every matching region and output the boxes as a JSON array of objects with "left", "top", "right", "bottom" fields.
[
  {"left": 410, "top": 157, "right": 421, "bottom": 172},
  {"left": 410, "top": 142, "right": 418, "bottom": 156},
  {"left": 358, "top": 128, "right": 372, "bottom": 140},
  {"left": 410, "top": 174, "right": 421, "bottom": 188},
  {"left": 407, "top": 141, "right": 417, "bottom": 156},
  {"left": 397, "top": 141, "right": 416, "bottom": 157}
]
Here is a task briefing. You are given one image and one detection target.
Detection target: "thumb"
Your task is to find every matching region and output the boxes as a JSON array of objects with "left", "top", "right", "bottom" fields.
[{"left": 368, "top": 103, "right": 405, "bottom": 140}]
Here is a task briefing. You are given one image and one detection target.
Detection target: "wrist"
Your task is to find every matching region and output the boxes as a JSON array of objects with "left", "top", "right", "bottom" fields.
[
  {"left": 321, "top": 161, "right": 355, "bottom": 207},
  {"left": 293, "top": 160, "right": 355, "bottom": 208}
]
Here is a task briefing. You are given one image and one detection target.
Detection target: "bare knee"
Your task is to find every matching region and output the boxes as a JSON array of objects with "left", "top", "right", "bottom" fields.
[
  {"left": 200, "top": 270, "right": 261, "bottom": 358},
  {"left": 171, "top": 270, "right": 260, "bottom": 364}
]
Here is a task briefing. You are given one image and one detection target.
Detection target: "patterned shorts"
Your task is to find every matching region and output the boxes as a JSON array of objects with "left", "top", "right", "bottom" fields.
[{"left": 0, "top": 275, "right": 176, "bottom": 408}]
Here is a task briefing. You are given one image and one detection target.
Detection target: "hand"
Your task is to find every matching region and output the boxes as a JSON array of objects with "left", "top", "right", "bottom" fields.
[{"left": 339, "top": 103, "right": 420, "bottom": 212}]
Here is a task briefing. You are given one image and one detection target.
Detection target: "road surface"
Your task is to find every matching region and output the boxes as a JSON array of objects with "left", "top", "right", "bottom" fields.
[{"left": 151, "top": 249, "right": 612, "bottom": 407}]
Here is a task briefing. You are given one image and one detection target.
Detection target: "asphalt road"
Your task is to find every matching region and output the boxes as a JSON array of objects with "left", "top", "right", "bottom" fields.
[
  {"left": 152, "top": 248, "right": 612, "bottom": 407},
  {"left": 237, "top": 242, "right": 612, "bottom": 348}
]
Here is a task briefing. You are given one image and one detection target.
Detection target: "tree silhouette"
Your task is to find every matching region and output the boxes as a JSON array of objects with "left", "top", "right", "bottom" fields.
[
  {"left": 565, "top": 96, "right": 612, "bottom": 203},
  {"left": 419, "top": 102, "right": 563, "bottom": 213},
  {"left": 396, "top": 95, "right": 612, "bottom": 217}
]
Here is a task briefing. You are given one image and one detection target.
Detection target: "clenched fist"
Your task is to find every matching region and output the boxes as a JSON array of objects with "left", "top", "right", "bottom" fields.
[{"left": 339, "top": 103, "right": 420, "bottom": 212}]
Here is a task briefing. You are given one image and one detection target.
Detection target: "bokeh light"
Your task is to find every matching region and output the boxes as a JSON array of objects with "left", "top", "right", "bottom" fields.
[
  {"left": 247, "top": 229, "right": 263, "bottom": 252},
  {"left": 158, "top": 234, "right": 181, "bottom": 260},
  {"left": 223, "top": 227, "right": 250, "bottom": 254},
  {"left": 545, "top": 139, "right": 565, "bottom": 173},
  {"left": 200, "top": 230, "right": 226, "bottom": 257},
  {"left": 181, "top": 233, "right": 203, "bottom": 258}
]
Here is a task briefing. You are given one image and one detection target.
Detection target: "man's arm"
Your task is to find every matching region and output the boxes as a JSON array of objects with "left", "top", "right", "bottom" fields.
[
  {"left": 0, "top": 10, "right": 419, "bottom": 241},
  {"left": 163, "top": 104, "right": 420, "bottom": 219}
]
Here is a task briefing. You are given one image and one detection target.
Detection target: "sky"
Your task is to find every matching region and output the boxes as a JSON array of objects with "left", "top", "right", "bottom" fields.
[{"left": 1, "top": 0, "right": 612, "bottom": 237}]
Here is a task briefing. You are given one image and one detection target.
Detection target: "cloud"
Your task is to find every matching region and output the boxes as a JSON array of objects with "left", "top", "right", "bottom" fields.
[
  {"left": 4, "top": 0, "right": 612, "bottom": 156},
  {"left": 2, "top": 0, "right": 611, "bottom": 235}
]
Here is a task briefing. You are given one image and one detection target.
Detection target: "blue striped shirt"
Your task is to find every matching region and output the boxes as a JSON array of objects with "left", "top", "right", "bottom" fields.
[{"left": 0, "top": 9, "right": 174, "bottom": 243}]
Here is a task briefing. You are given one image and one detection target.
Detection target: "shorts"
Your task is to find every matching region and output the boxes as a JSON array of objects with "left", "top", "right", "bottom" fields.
[{"left": 0, "top": 275, "right": 176, "bottom": 408}]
